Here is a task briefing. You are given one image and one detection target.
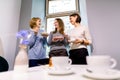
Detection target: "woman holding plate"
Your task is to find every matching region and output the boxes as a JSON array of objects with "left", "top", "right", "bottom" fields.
[
  {"left": 47, "top": 18, "right": 69, "bottom": 57},
  {"left": 68, "top": 13, "right": 92, "bottom": 64}
]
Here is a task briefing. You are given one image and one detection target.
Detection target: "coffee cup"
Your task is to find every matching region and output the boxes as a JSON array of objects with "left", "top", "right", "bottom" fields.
[
  {"left": 51, "top": 56, "right": 72, "bottom": 70},
  {"left": 86, "top": 55, "right": 117, "bottom": 73}
]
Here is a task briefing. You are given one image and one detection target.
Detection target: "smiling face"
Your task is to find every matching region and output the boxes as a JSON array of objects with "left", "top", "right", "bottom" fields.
[
  {"left": 54, "top": 19, "right": 59, "bottom": 29},
  {"left": 69, "top": 16, "right": 77, "bottom": 25},
  {"left": 33, "top": 19, "right": 41, "bottom": 32},
  {"left": 29, "top": 17, "right": 41, "bottom": 32},
  {"left": 69, "top": 13, "right": 81, "bottom": 26},
  {"left": 36, "top": 19, "right": 41, "bottom": 27},
  {"left": 53, "top": 18, "right": 65, "bottom": 34}
]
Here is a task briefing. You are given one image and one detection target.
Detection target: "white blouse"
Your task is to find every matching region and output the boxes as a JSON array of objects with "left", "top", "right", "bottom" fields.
[{"left": 68, "top": 25, "right": 92, "bottom": 50}]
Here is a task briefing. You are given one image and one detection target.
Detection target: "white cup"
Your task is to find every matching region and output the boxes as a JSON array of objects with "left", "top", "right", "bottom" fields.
[
  {"left": 51, "top": 56, "right": 72, "bottom": 70},
  {"left": 86, "top": 55, "right": 117, "bottom": 73}
]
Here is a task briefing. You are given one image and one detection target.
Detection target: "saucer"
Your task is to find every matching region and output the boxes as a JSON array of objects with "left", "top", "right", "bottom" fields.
[
  {"left": 48, "top": 69, "right": 74, "bottom": 75},
  {"left": 83, "top": 69, "right": 120, "bottom": 80}
]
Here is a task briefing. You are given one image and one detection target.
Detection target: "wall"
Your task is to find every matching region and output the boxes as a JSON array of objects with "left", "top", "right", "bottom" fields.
[
  {"left": 18, "top": 0, "right": 32, "bottom": 30},
  {"left": 86, "top": 0, "right": 120, "bottom": 69},
  {"left": 79, "top": 0, "right": 92, "bottom": 54},
  {"left": 0, "top": 0, "right": 21, "bottom": 70},
  {"left": 18, "top": 0, "right": 45, "bottom": 32},
  {"left": 31, "top": 0, "right": 46, "bottom": 29},
  {"left": 16, "top": 0, "right": 32, "bottom": 57}
]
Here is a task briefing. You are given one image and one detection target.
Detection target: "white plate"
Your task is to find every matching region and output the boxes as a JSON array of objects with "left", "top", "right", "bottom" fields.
[
  {"left": 48, "top": 69, "right": 74, "bottom": 75},
  {"left": 83, "top": 69, "right": 120, "bottom": 80}
]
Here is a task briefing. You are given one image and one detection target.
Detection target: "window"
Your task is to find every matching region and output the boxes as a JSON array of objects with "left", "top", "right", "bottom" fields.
[
  {"left": 46, "top": 0, "right": 79, "bottom": 33},
  {"left": 46, "top": 0, "right": 78, "bottom": 14}
]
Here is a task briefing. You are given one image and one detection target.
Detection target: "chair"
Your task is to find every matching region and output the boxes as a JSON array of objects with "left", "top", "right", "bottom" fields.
[{"left": 0, "top": 56, "right": 9, "bottom": 72}]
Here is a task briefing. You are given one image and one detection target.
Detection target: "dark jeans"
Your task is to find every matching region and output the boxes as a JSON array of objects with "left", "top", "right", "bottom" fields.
[
  {"left": 29, "top": 58, "right": 49, "bottom": 67},
  {"left": 49, "top": 49, "right": 68, "bottom": 57},
  {"left": 69, "top": 48, "right": 88, "bottom": 64}
]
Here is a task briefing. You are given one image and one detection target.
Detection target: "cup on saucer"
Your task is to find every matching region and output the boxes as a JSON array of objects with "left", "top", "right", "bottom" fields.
[
  {"left": 51, "top": 56, "right": 72, "bottom": 71},
  {"left": 86, "top": 55, "right": 117, "bottom": 74}
]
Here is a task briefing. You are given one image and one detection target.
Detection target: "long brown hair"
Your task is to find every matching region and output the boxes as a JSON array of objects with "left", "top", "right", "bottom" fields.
[{"left": 53, "top": 18, "right": 65, "bottom": 34}]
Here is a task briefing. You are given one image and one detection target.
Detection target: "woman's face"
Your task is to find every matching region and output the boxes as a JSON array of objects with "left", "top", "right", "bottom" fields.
[
  {"left": 33, "top": 19, "right": 41, "bottom": 32},
  {"left": 36, "top": 19, "right": 41, "bottom": 27},
  {"left": 54, "top": 20, "right": 59, "bottom": 29},
  {"left": 69, "top": 16, "right": 77, "bottom": 25}
]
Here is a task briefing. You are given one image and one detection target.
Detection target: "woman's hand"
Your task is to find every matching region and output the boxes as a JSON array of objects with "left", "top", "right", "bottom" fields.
[
  {"left": 73, "top": 39, "right": 84, "bottom": 44},
  {"left": 59, "top": 37, "right": 64, "bottom": 41},
  {"left": 41, "top": 32, "right": 49, "bottom": 37},
  {"left": 52, "top": 36, "right": 64, "bottom": 42},
  {"left": 73, "top": 39, "right": 90, "bottom": 45},
  {"left": 52, "top": 37, "right": 59, "bottom": 42}
]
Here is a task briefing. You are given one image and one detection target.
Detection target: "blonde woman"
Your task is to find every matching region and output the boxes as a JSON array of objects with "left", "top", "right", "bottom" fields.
[{"left": 27, "top": 17, "right": 48, "bottom": 67}]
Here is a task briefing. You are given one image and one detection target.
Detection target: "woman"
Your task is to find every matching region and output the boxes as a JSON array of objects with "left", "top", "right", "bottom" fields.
[
  {"left": 68, "top": 13, "right": 92, "bottom": 64},
  {"left": 48, "top": 18, "right": 68, "bottom": 57},
  {"left": 27, "top": 17, "right": 48, "bottom": 67}
]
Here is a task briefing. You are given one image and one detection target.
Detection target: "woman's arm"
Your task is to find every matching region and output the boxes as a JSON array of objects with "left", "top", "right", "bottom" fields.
[
  {"left": 83, "top": 27, "right": 92, "bottom": 45},
  {"left": 27, "top": 31, "right": 37, "bottom": 47},
  {"left": 47, "top": 32, "right": 53, "bottom": 45}
]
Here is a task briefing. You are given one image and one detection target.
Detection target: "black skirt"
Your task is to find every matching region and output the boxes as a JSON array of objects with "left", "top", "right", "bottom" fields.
[
  {"left": 49, "top": 49, "right": 68, "bottom": 57},
  {"left": 69, "top": 48, "right": 88, "bottom": 64}
]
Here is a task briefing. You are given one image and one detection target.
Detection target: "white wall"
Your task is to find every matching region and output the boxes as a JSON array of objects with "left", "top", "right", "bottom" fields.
[
  {"left": 19, "top": 0, "right": 32, "bottom": 30},
  {"left": 86, "top": 0, "right": 120, "bottom": 69},
  {"left": 0, "top": 0, "right": 21, "bottom": 70}
]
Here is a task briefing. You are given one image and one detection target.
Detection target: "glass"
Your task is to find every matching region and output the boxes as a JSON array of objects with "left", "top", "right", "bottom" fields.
[{"left": 48, "top": 0, "right": 76, "bottom": 14}]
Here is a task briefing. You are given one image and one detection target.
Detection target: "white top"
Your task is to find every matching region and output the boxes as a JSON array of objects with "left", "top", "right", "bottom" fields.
[{"left": 68, "top": 25, "right": 92, "bottom": 50}]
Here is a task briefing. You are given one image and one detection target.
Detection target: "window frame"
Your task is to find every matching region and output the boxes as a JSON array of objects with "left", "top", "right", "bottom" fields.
[
  {"left": 45, "top": 0, "right": 80, "bottom": 31},
  {"left": 46, "top": 0, "right": 79, "bottom": 17}
]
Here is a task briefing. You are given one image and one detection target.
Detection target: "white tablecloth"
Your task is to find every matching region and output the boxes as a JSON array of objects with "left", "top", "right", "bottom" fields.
[{"left": 0, "top": 65, "right": 120, "bottom": 80}]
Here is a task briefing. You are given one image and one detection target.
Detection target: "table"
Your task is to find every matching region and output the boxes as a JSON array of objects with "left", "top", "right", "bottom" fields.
[{"left": 0, "top": 65, "right": 119, "bottom": 80}]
